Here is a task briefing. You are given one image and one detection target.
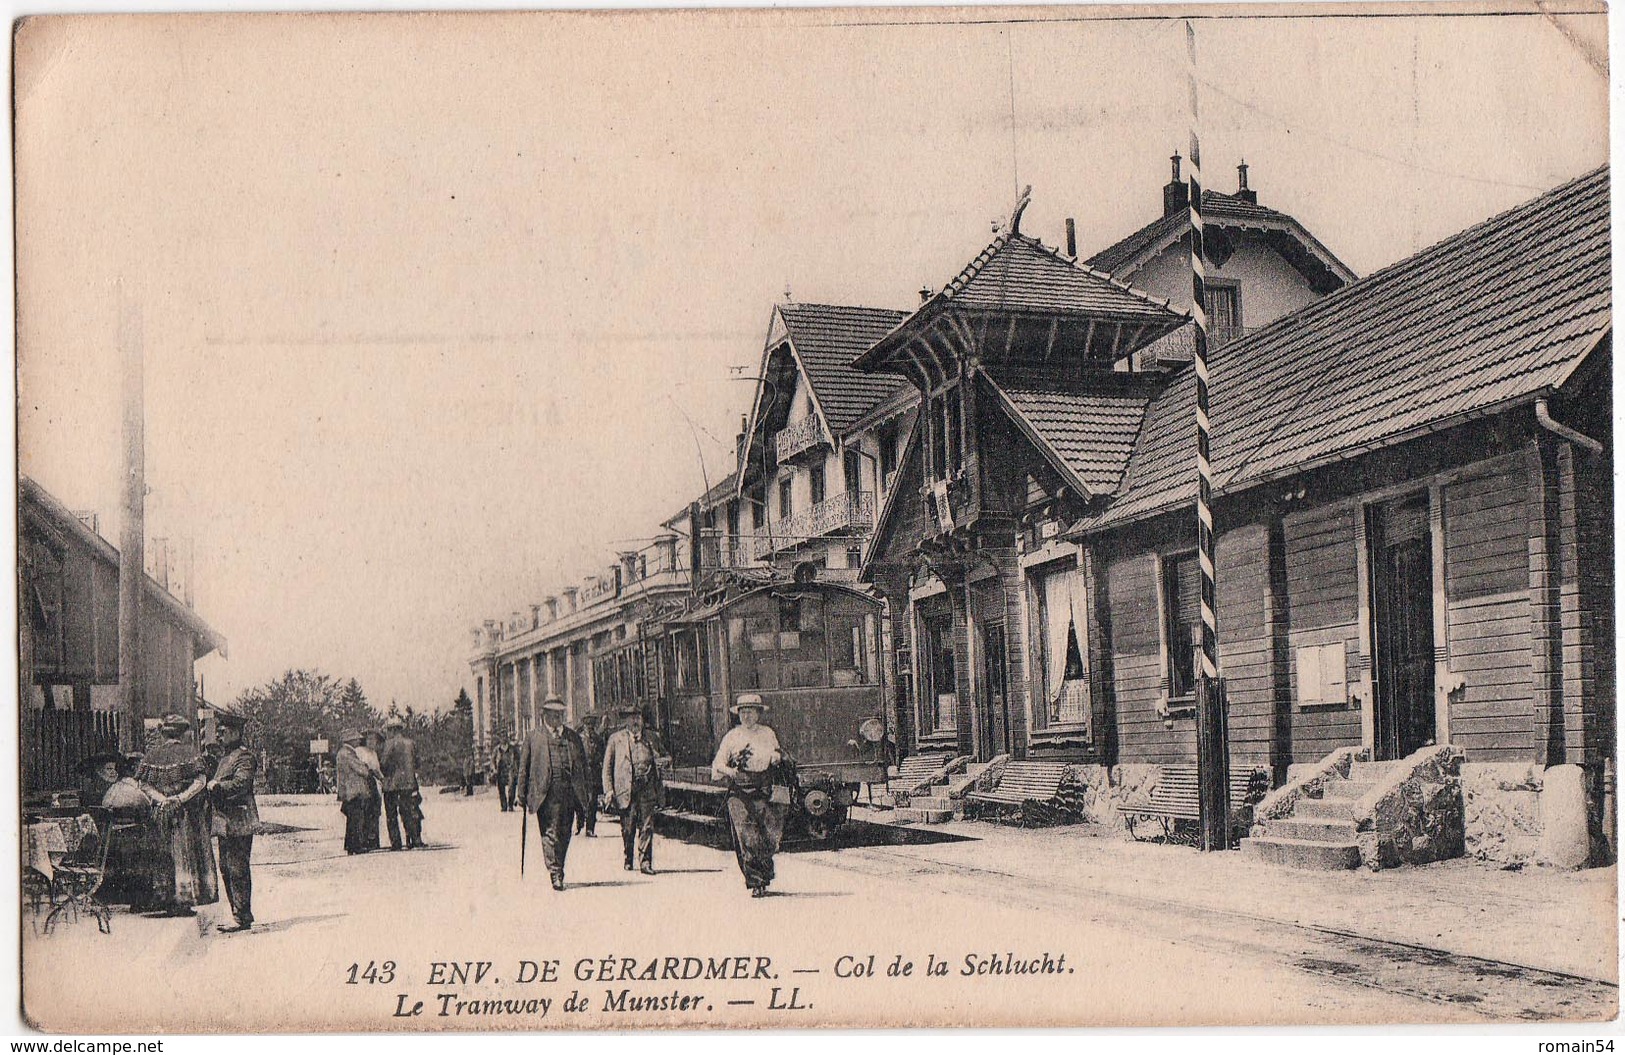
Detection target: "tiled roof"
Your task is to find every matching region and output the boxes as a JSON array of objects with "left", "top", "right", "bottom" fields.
[
  {"left": 777, "top": 303, "right": 911, "bottom": 434},
  {"left": 1079, "top": 165, "right": 1611, "bottom": 532},
  {"left": 941, "top": 232, "right": 1178, "bottom": 319},
  {"left": 664, "top": 467, "right": 740, "bottom": 527},
  {"left": 982, "top": 367, "right": 1156, "bottom": 497},
  {"left": 1086, "top": 190, "right": 1354, "bottom": 287}
]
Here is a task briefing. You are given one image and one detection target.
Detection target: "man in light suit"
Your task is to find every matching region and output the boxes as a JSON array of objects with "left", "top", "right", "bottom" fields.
[
  {"left": 601, "top": 705, "right": 668, "bottom": 875},
  {"left": 516, "top": 696, "right": 592, "bottom": 890}
]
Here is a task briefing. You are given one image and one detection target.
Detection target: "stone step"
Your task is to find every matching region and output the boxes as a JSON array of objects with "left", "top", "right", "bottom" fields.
[
  {"left": 895, "top": 807, "right": 955, "bottom": 824},
  {"left": 1295, "top": 796, "right": 1358, "bottom": 820},
  {"left": 911, "top": 795, "right": 955, "bottom": 812},
  {"left": 1239, "top": 835, "right": 1361, "bottom": 871},
  {"left": 1320, "top": 779, "right": 1377, "bottom": 800},
  {"left": 1349, "top": 760, "right": 1405, "bottom": 781},
  {"left": 1263, "top": 816, "right": 1358, "bottom": 842}
]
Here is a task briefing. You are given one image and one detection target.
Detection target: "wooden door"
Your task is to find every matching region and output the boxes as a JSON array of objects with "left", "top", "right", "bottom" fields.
[
  {"left": 980, "top": 622, "right": 1010, "bottom": 759},
  {"left": 1371, "top": 496, "right": 1437, "bottom": 760}
]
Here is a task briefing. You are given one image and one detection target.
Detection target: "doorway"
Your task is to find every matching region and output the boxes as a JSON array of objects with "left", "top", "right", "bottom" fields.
[
  {"left": 1369, "top": 494, "right": 1437, "bottom": 760},
  {"left": 980, "top": 622, "right": 1011, "bottom": 759}
]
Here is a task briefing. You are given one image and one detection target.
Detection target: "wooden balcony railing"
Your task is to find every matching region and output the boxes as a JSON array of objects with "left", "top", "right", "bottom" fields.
[{"left": 772, "top": 415, "right": 826, "bottom": 462}]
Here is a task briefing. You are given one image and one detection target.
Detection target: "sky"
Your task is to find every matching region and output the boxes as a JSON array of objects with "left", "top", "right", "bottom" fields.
[{"left": 13, "top": 6, "right": 1608, "bottom": 712}]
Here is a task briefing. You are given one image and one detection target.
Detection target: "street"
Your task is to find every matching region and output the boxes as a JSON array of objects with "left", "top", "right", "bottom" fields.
[{"left": 22, "top": 791, "right": 1618, "bottom": 1033}]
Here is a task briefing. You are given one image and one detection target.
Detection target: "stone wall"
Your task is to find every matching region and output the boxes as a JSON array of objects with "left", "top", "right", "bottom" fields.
[
  {"left": 1353, "top": 745, "right": 1465, "bottom": 870},
  {"left": 1463, "top": 762, "right": 1544, "bottom": 866},
  {"left": 1063, "top": 763, "right": 1160, "bottom": 831}
]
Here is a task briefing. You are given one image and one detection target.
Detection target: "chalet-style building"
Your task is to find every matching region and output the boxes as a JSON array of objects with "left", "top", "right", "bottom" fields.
[
  {"left": 471, "top": 302, "right": 922, "bottom": 766},
  {"left": 731, "top": 302, "right": 914, "bottom": 579},
  {"left": 863, "top": 166, "right": 1611, "bottom": 867},
  {"left": 19, "top": 477, "right": 227, "bottom": 796}
]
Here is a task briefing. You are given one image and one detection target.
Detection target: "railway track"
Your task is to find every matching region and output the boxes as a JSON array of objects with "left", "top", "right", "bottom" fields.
[{"left": 799, "top": 842, "right": 1618, "bottom": 1022}]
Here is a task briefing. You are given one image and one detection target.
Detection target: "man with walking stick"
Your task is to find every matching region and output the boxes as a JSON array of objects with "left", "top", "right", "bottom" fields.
[{"left": 515, "top": 696, "right": 591, "bottom": 890}]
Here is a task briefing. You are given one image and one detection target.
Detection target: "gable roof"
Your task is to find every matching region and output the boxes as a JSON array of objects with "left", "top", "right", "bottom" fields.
[
  {"left": 1086, "top": 189, "right": 1355, "bottom": 293},
  {"left": 662, "top": 467, "right": 740, "bottom": 530},
  {"left": 19, "top": 476, "right": 227, "bottom": 658},
  {"left": 854, "top": 231, "right": 1184, "bottom": 373},
  {"left": 777, "top": 303, "right": 911, "bottom": 435},
  {"left": 981, "top": 366, "right": 1157, "bottom": 499},
  {"left": 1078, "top": 164, "right": 1611, "bottom": 534}
]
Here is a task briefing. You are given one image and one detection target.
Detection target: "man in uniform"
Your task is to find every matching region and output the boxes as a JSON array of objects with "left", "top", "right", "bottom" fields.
[
  {"left": 515, "top": 696, "right": 592, "bottom": 890},
  {"left": 601, "top": 705, "right": 667, "bottom": 874},
  {"left": 206, "top": 711, "right": 260, "bottom": 933},
  {"left": 379, "top": 716, "right": 424, "bottom": 850}
]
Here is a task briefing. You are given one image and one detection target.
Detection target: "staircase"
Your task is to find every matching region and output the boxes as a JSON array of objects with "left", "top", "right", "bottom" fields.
[
  {"left": 894, "top": 760, "right": 1000, "bottom": 825},
  {"left": 1240, "top": 759, "right": 1406, "bottom": 870}
]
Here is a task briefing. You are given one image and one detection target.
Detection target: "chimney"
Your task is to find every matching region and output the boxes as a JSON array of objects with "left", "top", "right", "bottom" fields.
[
  {"left": 529, "top": 603, "right": 542, "bottom": 629},
  {"left": 562, "top": 586, "right": 579, "bottom": 613},
  {"left": 736, "top": 414, "right": 748, "bottom": 466},
  {"left": 1163, "top": 151, "right": 1189, "bottom": 217},
  {"left": 1064, "top": 218, "right": 1077, "bottom": 259},
  {"left": 619, "top": 551, "right": 640, "bottom": 584},
  {"left": 919, "top": 286, "right": 933, "bottom": 304},
  {"left": 544, "top": 596, "right": 559, "bottom": 621},
  {"left": 1235, "top": 160, "right": 1257, "bottom": 204},
  {"left": 654, "top": 533, "right": 680, "bottom": 574}
]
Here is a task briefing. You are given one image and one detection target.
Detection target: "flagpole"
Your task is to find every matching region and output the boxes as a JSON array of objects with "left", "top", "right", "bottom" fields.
[{"left": 1186, "top": 19, "right": 1230, "bottom": 852}]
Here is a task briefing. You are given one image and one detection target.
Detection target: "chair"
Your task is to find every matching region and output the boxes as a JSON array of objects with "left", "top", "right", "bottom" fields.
[{"left": 44, "top": 808, "right": 118, "bottom": 935}]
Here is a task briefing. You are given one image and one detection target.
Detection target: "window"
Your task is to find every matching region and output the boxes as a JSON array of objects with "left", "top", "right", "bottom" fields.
[
  {"left": 844, "top": 448, "right": 862, "bottom": 497},
  {"left": 878, "top": 423, "right": 899, "bottom": 486},
  {"left": 944, "top": 386, "right": 963, "bottom": 474},
  {"left": 1295, "top": 641, "right": 1348, "bottom": 708},
  {"left": 750, "top": 487, "right": 766, "bottom": 530},
  {"left": 827, "top": 604, "right": 878, "bottom": 687},
  {"left": 1207, "top": 285, "right": 1242, "bottom": 347},
  {"left": 809, "top": 462, "right": 826, "bottom": 505},
  {"left": 924, "top": 395, "right": 941, "bottom": 478},
  {"left": 726, "top": 500, "right": 740, "bottom": 538},
  {"left": 673, "top": 629, "right": 707, "bottom": 694},
  {"left": 778, "top": 477, "right": 793, "bottom": 520},
  {"left": 1162, "top": 552, "right": 1201, "bottom": 701},
  {"left": 1033, "top": 560, "right": 1089, "bottom": 727},
  {"left": 922, "top": 613, "right": 957, "bottom": 732}
]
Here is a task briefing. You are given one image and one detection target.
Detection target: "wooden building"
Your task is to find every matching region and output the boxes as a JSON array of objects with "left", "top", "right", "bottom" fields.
[
  {"left": 19, "top": 477, "right": 227, "bottom": 795},
  {"left": 863, "top": 166, "right": 1611, "bottom": 866}
]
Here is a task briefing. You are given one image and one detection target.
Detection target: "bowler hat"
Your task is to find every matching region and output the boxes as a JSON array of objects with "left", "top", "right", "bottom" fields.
[
  {"left": 159, "top": 713, "right": 191, "bottom": 731},
  {"left": 730, "top": 693, "right": 769, "bottom": 715},
  {"left": 340, "top": 728, "right": 364, "bottom": 743},
  {"left": 541, "top": 695, "right": 567, "bottom": 713},
  {"left": 616, "top": 703, "right": 645, "bottom": 717}
]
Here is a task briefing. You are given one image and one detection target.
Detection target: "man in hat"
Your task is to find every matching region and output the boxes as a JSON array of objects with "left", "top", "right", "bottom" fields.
[
  {"left": 574, "top": 716, "right": 605, "bottom": 837},
  {"left": 601, "top": 705, "right": 668, "bottom": 875},
  {"left": 711, "top": 694, "right": 788, "bottom": 897},
  {"left": 206, "top": 711, "right": 260, "bottom": 933},
  {"left": 334, "top": 729, "right": 375, "bottom": 855},
  {"left": 515, "top": 695, "right": 592, "bottom": 890},
  {"left": 379, "top": 716, "right": 424, "bottom": 850},
  {"left": 490, "top": 738, "right": 513, "bottom": 812}
]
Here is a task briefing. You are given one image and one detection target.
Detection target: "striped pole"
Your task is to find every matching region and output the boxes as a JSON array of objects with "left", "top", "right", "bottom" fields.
[{"left": 1186, "top": 19, "right": 1229, "bottom": 852}]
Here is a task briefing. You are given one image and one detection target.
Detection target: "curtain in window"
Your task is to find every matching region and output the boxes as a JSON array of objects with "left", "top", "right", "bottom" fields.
[{"left": 1039, "top": 563, "right": 1089, "bottom": 722}]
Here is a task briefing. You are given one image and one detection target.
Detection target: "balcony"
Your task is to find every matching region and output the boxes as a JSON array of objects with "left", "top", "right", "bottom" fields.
[
  {"left": 753, "top": 491, "right": 875, "bottom": 557},
  {"left": 772, "top": 415, "right": 826, "bottom": 463}
]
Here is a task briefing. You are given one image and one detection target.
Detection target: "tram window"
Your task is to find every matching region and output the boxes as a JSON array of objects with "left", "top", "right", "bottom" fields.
[
  {"left": 673, "top": 630, "right": 706, "bottom": 694},
  {"left": 829, "top": 608, "right": 876, "bottom": 687},
  {"left": 777, "top": 594, "right": 827, "bottom": 689},
  {"left": 728, "top": 614, "right": 776, "bottom": 691}
]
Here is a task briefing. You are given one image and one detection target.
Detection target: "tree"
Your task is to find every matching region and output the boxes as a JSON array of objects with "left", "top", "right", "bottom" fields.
[{"left": 233, "top": 669, "right": 383, "bottom": 793}]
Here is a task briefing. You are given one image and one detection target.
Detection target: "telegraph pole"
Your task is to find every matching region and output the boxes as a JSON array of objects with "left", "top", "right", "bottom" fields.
[
  {"left": 118, "top": 293, "right": 146, "bottom": 751},
  {"left": 1187, "top": 21, "right": 1230, "bottom": 851}
]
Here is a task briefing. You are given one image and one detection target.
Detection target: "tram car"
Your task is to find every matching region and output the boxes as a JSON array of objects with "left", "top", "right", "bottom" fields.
[{"left": 644, "top": 581, "right": 890, "bottom": 840}]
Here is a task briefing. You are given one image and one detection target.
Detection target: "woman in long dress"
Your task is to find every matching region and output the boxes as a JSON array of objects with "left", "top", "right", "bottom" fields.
[
  {"left": 135, "top": 714, "right": 219, "bottom": 916},
  {"left": 711, "top": 695, "right": 788, "bottom": 898}
]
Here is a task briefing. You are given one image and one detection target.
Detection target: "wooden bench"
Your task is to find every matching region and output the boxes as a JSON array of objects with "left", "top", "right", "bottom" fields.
[
  {"left": 1119, "top": 764, "right": 1269, "bottom": 843},
  {"left": 965, "top": 761, "right": 1070, "bottom": 826},
  {"left": 886, "top": 753, "right": 957, "bottom": 798}
]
